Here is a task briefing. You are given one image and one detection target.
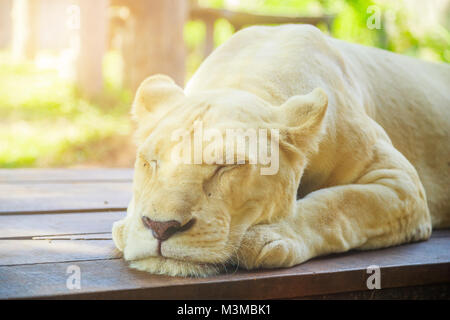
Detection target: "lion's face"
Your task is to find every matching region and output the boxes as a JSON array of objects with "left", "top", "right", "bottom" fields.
[{"left": 112, "top": 75, "right": 328, "bottom": 276}]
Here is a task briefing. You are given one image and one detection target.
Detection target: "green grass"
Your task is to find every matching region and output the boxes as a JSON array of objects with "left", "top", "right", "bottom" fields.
[{"left": 0, "top": 51, "right": 133, "bottom": 168}]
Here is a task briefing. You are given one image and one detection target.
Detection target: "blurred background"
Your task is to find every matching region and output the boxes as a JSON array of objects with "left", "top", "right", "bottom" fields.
[{"left": 0, "top": 0, "right": 449, "bottom": 168}]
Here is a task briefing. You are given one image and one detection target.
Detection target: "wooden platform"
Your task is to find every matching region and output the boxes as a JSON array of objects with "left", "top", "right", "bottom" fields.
[{"left": 0, "top": 169, "right": 448, "bottom": 299}]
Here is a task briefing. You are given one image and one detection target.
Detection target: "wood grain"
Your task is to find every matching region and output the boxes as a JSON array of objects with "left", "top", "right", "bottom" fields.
[
  {"left": 0, "top": 169, "right": 448, "bottom": 299},
  {"left": 0, "top": 168, "right": 133, "bottom": 183},
  {"left": 0, "top": 231, "right": 448, "bottom": 299},
  {"left": 0, "top": 211, "right": 125, "bottom": 238},
  {"left": 0, "top": 182, "right": 132, "bottom": 214},
  {"left": 297, "top": 283, "right": 450, "bottom": 299},
  {"left": 0, "top": 239, "right": 120, "bottom": 266}
]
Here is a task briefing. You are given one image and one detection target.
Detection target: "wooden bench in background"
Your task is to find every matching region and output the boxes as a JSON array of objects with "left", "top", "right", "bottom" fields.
[{"left": 0, "top": 169, "right": 448, "bottom": 299}]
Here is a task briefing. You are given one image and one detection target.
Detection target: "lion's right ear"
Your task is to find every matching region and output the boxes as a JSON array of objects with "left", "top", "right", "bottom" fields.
[
  {"left": 131, "top": 74, "right": 185, "bottom": 122},
  {"left": 276, "top": 88, "right": 328, "bottom": 153}
]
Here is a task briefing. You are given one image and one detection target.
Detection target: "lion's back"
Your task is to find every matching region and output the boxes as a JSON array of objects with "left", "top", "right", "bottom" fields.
[
  {"left": 327, "top": 38, "right": 450, "bottom": 227},
  {"left": 187, "top": 24, "right": 450, "bottom": 227}
]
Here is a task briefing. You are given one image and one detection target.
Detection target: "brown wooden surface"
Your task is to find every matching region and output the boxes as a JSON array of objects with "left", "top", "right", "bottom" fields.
[
  {"left": 0, "top": 169, "right": 448, "bottom": 300},
  {"left": 0, "top": 239, "right": 119, "bottom": 265},
  {"left": 0, "top": 182, "right": 131, "bottom": 214},
  {"left": 297, "top": 283, "right": 450, "bottom": 300},
  {"left": 0, "top": 232, "right": 449, "bottom": 299},
  {"left": 0, "top": 211, "right": 125, "bottom": 238},
  {"left": 0, "top": 168, "right": 133, "bottom": 183}
]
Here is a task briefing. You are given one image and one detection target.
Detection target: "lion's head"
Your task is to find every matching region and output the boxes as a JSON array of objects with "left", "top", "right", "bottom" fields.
[{"left": 112, "top": 74, "right": 328, "bottom": 277}]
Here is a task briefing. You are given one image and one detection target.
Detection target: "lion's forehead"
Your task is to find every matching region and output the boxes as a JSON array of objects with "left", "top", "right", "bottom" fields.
[{"left": 147, "top": 91, "right": 275, "bottom": 138}]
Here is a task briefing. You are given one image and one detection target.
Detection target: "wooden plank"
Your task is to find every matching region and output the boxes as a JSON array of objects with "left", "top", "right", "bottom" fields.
[
  {"left": 0, "top": 239, "right": 119, "bottom": 266},
  {"left": 0, "top": 211, "right": 125, "bottom": 238},
  {"left": 297, "top": 283, "right": 450, "bottom": 299},
  {"left": 190, "top": 7, "right": 334, "bottom": 30},
  {"left": 31, "top": 233, "right": 112, "bottom": 240},
  {"left": 0, "top": 168, "right": 133, "bottom": 183},
  {"left": 0, "top": 231, "right": 448, "bottom": 299},
  {"left": 0, "top": 182, "right": 132, "bottom": 214}
]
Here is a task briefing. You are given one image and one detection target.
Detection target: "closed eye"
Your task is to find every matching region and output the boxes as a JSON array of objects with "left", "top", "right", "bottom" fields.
[{"left": 204, "top": 165, "right": 240, "bottom": 198}]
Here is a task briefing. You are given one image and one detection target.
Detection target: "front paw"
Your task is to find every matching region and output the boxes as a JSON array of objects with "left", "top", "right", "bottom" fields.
[{"left": 237, "top": 225, "right": 305, "bottom": 270}]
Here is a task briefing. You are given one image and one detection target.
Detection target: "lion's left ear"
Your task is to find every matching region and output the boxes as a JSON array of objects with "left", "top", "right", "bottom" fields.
[
  {"left": 277, "top": 88, "right": 328, "bottom": 151},
  {"left": 132, "top": 74, "right": 185, "bottom": 122}
]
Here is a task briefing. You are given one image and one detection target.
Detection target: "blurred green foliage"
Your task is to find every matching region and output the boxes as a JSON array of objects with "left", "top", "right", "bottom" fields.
[
  {"left": 1, "top": 0, "right": 448, "bottom": 168},
  {"left": 0, "top": 52, "right": 132, "bottom": 168},
  {"left": 193, "top": 0, "right": 449, "bottom": 63}
]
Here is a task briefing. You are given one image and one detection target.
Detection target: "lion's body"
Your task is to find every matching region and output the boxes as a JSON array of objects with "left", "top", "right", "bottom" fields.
[
  {"left": 186, "top": 25, "right": 450, "bottom": 228},
  {"left": 113, "top": 25, "right": 449, "bottom": 277}
]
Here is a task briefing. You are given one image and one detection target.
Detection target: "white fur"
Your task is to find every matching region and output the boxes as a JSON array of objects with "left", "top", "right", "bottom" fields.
[{"left": 113, "top": 25, "right": 449, "bottom": 276}]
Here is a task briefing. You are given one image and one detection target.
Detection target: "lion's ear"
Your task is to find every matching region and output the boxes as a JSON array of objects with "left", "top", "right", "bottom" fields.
[
  {"left": 277, "top": 88, "right": 328, "bottom": 151},
  {"left": 132, "top": 74, "right": 185, "bottom": 121}
]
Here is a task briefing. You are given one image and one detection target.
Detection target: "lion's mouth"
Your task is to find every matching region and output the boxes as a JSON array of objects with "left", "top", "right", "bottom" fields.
[{"left": 141, "top": 216, "right": 197, "bottom": 256}]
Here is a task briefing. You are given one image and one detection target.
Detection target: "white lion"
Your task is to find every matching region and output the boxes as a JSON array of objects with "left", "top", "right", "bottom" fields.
[{"left": 112, "top": 25, "right": 449, "bottom": 277}]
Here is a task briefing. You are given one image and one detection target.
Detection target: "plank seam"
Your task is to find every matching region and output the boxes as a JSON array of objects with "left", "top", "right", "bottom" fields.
[
  {"left": 0, "top": 208, "right": 126, "bottom": 215},
  {"left": 1, "top": 180, "right": 132, "bottom": 184},
  {"left": 0, "top": 257, "right": 121, "bottom": 267},
  {"left": 0, "top": 232, "right": 112, "bottom": 240}
]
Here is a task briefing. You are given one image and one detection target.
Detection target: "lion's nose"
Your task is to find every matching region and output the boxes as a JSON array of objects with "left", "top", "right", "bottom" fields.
[{"left": 142, "top": 216, "right": 196, "bottom": 241}]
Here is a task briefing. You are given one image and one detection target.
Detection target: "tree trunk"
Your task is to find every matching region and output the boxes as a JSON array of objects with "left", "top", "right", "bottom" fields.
[
  {"left": 122, "top": 0, "right": 188, "bottom": 92},
  {"left": 76, "top": 0, "right": 109, "bottom": 98},
  {"left": 0, "top": 0, "right": 13, "bottom": 49},
  {"left": 203, "top": 16, "right": 215, "bottom": 58},
  {"left": 12, "top": 0, "right": 40, "bottom": 61}
]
